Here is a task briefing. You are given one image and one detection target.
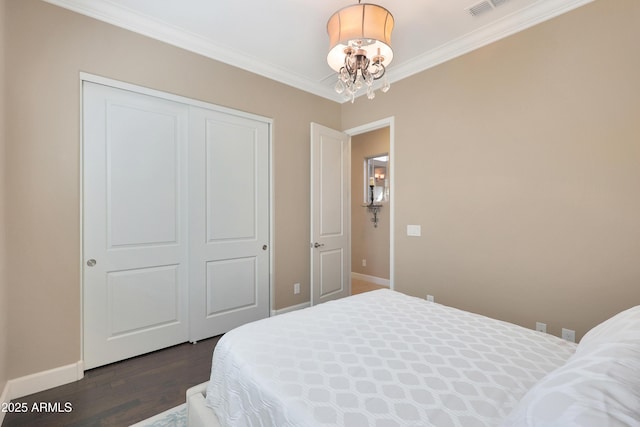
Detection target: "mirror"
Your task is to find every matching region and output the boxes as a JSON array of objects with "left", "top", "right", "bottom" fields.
[{"left": 366, "top": 154, "right": 389, "bottom": 203}]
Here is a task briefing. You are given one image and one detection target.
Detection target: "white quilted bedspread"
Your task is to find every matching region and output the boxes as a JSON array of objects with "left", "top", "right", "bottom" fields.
[{"left": 206, "top": 290, "right": 576, "bottom": 426}]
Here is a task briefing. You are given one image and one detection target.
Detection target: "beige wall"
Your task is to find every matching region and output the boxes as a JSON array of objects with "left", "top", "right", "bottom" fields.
[
  {"left": 342, "top": 0, "right": 640, "bottom": 340},
  {"left": 4, "top": 0, "right": 340, "bottom": 379},
  {"left": 4, "top": 0, "right": 640, "bottom": 382},
  {"left": 351, "top": 128, "right": 390, "bottom": 280},
  {"left": 0, "top": 0, "right": 8, "bottom": 398}
]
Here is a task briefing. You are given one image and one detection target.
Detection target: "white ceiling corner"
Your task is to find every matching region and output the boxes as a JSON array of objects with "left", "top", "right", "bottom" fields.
[{"left": 42, "top": 0, "right": 594, "bottom": 103}]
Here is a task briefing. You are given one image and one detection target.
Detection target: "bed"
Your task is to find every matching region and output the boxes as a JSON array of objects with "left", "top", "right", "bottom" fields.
[{"left": 187, "top": 289, "right": 640, "bottom": 426}]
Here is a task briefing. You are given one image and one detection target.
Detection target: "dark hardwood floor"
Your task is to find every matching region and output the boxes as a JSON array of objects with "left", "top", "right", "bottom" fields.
[{"left": 2, "top": 336, "right": 221, "bottom": 427}]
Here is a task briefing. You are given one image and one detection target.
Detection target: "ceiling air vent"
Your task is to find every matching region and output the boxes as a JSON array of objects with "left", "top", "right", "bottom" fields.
[
  {"left": 466, "top": 0, "right": 512, "bottom": 17},
  {"left": 467, "top": 1, "right": 493, "bottom": 16}
]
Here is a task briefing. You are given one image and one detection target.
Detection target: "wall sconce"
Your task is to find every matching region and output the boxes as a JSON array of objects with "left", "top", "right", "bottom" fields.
[{"left": 365, "top": 177, "right": 383, "bottom": 228}]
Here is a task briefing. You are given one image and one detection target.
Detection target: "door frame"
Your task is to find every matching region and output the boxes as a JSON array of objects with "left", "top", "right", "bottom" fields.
[
  {"left": 79, "top": 72, "right": 274, "bottom": 365},
  {"left": 344, "top": 117, "right": 395, "bottom": 290}
]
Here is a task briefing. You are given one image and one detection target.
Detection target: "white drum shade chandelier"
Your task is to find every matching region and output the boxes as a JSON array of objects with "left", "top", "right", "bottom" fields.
[{"left": 327, "top": 1, "right": 394, "bottom": 102}]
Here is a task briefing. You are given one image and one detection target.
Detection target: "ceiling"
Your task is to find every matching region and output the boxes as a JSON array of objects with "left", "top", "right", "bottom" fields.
[{"left": 43, "top": 0, "right": 592, "bottom": 103}]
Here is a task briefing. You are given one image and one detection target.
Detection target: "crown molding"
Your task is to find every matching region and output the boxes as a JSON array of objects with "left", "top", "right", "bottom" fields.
[
  {"left": 387, "top": 0, "right": 595, "bottom": 85},
  {"left": 42, "top": 0, "right": 593, "bottom": 104},
  {"left": 41, "top": 0, "right": 340, "bottom": 101}
]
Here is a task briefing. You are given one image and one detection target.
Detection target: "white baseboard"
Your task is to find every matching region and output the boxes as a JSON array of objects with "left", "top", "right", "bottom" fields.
[
  {"left": 5, "top": 361, "right": 84, "bottom": 401},
  {"left": 270, "top": 301, "right": 310, "bottom": 316},
  {"left": 351, "top": 272, "right": 390, "bottom": 287}
]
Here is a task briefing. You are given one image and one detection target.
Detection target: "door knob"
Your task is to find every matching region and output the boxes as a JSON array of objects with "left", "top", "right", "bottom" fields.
[
  {"left": 262, "top": 245, "right": 268, "bottom": 250},
  {"left": 313, "top": 242, "right": 325, "bottom": 248},
  {"left": 86, "top": 259, "right": 97, "bottom": 267}
]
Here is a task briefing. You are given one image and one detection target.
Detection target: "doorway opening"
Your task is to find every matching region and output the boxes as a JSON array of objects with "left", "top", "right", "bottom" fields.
[{"left": 345, "top": 118, "right": 394, "bottom": 295}]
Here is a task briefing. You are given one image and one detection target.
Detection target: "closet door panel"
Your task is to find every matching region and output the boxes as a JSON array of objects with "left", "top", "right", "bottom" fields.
[
  {"left": 189, "top": 106, "right": 270, "bottom": 341},
  {"left": 206, "top": 121, "right": 257, "bottom": 241},
  {"left": 83, "top": 82, "right": 189, "bottom": 369}
]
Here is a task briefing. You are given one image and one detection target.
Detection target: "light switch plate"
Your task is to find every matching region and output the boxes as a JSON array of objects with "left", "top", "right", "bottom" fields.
[{"left": 407, "top": 225, "right": 421, "bottom": 237}]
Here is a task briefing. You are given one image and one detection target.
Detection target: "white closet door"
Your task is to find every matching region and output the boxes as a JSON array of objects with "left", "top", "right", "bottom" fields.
[
  {"left": 188, "top": 106, "right": 270, "bottom": 342},
  {"left": 83, "top": 82, "right": 189, "bottom": 369}
]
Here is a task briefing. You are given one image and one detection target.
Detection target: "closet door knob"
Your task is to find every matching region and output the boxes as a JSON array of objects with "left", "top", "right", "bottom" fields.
[
  {"left": 86, "top": 259, "right": 97, "bottom": 267},
  {"left": 262, "top": 245, "right": 268, "bottom": 250}
]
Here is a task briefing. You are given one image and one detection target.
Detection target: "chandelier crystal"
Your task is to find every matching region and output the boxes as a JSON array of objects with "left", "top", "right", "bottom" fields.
[{"left": 327, "top": 1, "right": 394, "bottom": 102}]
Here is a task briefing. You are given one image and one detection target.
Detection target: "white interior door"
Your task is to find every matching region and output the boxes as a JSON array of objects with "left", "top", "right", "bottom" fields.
[
  {"left": 188, "top": 106, "right": 270, "bottom": 341},
  {"left": 310, "top": 123, "right": 351, "bottom": 305},
  {"left": 83, "top": 82, "right": 189, "bottom": 369}
]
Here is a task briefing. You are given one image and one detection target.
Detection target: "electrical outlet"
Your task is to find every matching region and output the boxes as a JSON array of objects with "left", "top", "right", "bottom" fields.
[
  {"left": 426, "top": 295, "right": 434, "bottom": 302},
  {"left": 293, "top": 283, "right": 300, "bottom": 295},
  {"left": 362, "top": 259, "right": 367, "bottom": 267},
  {"left": 535, "top": 322, "right": 547, "bottom": 333},
  {"left": 561, "top": 328, "right": 575, "bottom": 343}
]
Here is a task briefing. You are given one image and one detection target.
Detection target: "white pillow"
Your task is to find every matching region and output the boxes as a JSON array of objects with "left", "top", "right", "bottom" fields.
[
  {"left": 577, "top": 305, "right": 640, "bottom": 356},
  {"left": 503, "top": 342, "right": 640, "bottom": 427}
]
